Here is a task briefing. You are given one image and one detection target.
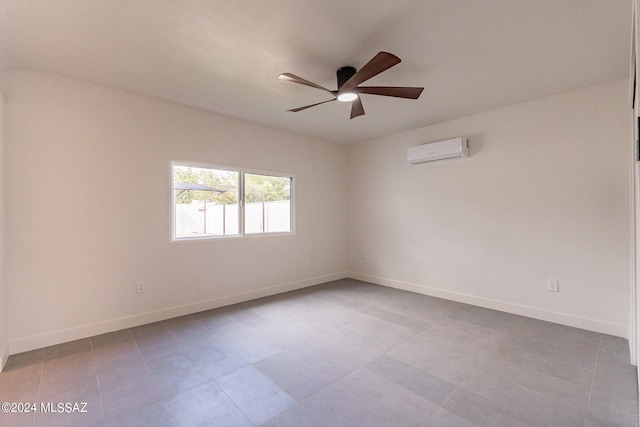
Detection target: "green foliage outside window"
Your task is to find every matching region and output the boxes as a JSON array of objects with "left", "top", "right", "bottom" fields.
[
  {"left": 173, "top": 166, "right": 238, "bottom": 205},
  {"left": 245, "top": 173, "right": 291, "bottom": 203}
]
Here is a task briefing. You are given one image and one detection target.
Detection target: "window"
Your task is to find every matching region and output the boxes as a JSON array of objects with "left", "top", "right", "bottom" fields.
[
  {"left": 172, "top": 164, "right": 240, "bottom": 239},
  {"left": 244, "top": 172, "right": 292, "bottom": 234},
  {"left": 172, "top": 162, "right": 293, "bottom": 240}
]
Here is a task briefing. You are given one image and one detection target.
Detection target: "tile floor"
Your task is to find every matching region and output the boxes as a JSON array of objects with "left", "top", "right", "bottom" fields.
[{"left": 0, "top": 279, "right": 638, "bottom": 426}]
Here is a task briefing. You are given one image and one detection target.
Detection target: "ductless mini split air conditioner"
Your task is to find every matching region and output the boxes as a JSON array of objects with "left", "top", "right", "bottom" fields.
[{"left": 407, "top": 137, "right": 469, "bottom": 164}]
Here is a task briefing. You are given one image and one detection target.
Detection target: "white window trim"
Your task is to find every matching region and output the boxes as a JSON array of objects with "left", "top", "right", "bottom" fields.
[{"left": 170, "top": 161, "right": 295, "bottom": 242}]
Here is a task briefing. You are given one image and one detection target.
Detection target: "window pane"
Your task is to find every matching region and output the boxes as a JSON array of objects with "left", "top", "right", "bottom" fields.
[
  {"left": 244, "top": 173, "right": 292, "bottom": 234},
  {"left": 173, "top": 165, "right": 239, "bottom": 239}
]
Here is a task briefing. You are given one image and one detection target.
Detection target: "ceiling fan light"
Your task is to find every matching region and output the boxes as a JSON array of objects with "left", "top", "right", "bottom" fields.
[{"left": 337, "top": 92, "right": 358, "bottom": 102}]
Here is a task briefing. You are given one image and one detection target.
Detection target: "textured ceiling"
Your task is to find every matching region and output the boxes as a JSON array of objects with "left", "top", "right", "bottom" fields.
[{"left": 0, "top": 0, "right": 633, "bottom": 144}]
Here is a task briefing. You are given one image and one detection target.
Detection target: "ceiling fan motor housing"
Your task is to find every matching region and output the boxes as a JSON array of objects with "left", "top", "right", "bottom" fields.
[{"left": 336, "top": 66, "right": 356, "bottom": 89}]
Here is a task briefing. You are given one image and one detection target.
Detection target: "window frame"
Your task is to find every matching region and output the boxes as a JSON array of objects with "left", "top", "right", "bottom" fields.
[
  {"left": 242, "top": 168, "right": 296, "bottom": 238},
  {"left": 170, "top": 161, "right": 295, "bottom": 242}
]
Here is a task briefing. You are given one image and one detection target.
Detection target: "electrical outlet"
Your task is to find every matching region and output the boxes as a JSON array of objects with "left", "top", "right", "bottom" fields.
[
  {"left": 364, "top": 255, "right": 369, "bottom": 264},
  {"left": 546, "top": 279, "right": 559, "bottom": 292},
  {"left": 305, "top": 258, "right": 311, "bottom": 267},
  {"left": 136, "top": 281, "right": 145, "bottom": 294}
]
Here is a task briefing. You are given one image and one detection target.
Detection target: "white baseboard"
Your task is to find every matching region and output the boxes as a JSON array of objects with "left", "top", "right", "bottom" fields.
[
  {"left": 10, "top": 269, "right": 627, "bottom": 355},
  {"left": 348, "top": 272, "right": 628, "bottom": 338},
  {"left": 10, "top": 271, "right": 348, "bottom": 355}
]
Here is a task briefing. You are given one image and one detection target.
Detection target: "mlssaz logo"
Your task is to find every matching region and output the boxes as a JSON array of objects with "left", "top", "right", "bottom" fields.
[{"left": 40, "top": 402, "right": 88, "bottom": 413}]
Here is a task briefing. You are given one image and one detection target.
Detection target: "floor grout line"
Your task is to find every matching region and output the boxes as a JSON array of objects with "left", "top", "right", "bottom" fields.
[{"left": 584, "top": 334, "right": 603, "bottom": 427}]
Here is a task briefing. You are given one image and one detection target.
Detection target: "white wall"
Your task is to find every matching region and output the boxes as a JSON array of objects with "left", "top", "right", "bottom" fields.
[
  {"left": 1, "top": 70, "right": 347, "bottom": 353},
  {"left": 0, "top": 69, "right": 631, "bottom": 353},
  {"left": 347, "top": 79, "right": 631, "bottom": 337},
  {"left": 0, "top": 92, "right": 8, "bottom": 369}
]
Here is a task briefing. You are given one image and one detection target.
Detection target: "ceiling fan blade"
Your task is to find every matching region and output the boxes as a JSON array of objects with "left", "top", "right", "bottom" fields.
[
  {"left": 350, "top": 96, "right": 365, "bottom": 119},
  {"left": 340, "top": 52, "right": 401, "bottom": 91},
  {"left": 357, "top": 86, "right": 424, "bottom": 99},
  {"left": 278, "top": 73, "right": 336, "bottom": 95},
  {"left": 287, "top": 98, "right": 336, "bottom": 112}
]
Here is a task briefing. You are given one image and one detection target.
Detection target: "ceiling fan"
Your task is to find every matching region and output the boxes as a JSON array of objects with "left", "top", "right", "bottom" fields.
[{"left": 279, "top": 51, "right": 424, "bottom": 119}]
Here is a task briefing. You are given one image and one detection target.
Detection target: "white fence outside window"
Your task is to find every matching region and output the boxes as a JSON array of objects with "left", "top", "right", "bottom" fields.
[{"left": 175, "top": 200, "right": 291, "bottom": 237}]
